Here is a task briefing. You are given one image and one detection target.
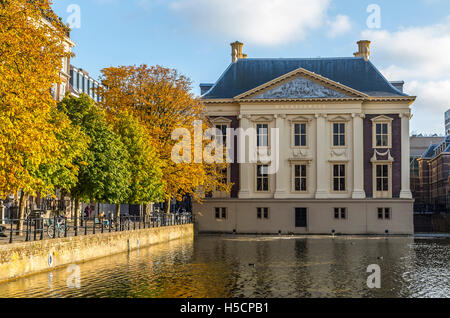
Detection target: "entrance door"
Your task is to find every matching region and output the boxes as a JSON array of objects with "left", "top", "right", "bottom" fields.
[{"left": 295, "top": 208, "right": 307, "bottom": 228}]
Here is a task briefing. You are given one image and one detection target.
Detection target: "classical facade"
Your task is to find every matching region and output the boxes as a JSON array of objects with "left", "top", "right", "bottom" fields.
[
  {"left": 42, "top": 17, "right": 75, "bottom": 101},
  {"left": 193, "top": 41, "right": 416, "bottom": 235},
  {"left": 69, "top": 65, "right": 102, "bottom": 103}
]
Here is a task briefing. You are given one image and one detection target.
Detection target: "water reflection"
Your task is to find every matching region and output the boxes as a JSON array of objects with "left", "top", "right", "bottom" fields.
[{"left": 0, "top": 235, "right": 448, "bottom": 298}]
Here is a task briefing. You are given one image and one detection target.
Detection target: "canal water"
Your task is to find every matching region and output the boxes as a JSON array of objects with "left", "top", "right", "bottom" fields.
[{"left": 0, "top": 235, "right": 448, "bottom": 298}]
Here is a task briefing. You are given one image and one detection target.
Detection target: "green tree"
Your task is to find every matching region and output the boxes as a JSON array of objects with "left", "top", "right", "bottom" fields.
[
  {"left": 58, "top": 94, "right": 131, "bottom": 224},
  {"left": 112, "top": 113, "right": 164, "bottom": 208},
  {"left": 32, "top": 107, "right": 90, "bottom": 197}
]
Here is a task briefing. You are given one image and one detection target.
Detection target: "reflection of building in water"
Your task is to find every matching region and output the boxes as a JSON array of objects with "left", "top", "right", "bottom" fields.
[
  {"left": 194, "top": 40, "right": 415, "bottom": 234},
  {"left": 199, "top": 237, "right": 415, "bottom": 298}
]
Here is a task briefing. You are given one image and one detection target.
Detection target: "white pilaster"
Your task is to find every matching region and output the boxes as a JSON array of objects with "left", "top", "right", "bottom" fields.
[
  {"left": 400, "top": 112, "right": 413, "bottom": 199},
  {"left": 315, "top": 113, "right": 328, "bottom": 199},
  {"left": 238, "top": 114, "right": 251, "bottom": 198},
  {"left": 352, "top": 113, "right": 366, "bottom": 199},
  {"left": 274, "top": 114, "right": 287, "bottom": 198}
]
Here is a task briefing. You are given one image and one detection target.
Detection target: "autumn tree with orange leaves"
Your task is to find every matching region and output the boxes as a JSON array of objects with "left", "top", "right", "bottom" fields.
[
  {"left": 0, "top": 0, "right": 73, "bottom": 232},
  {"left": 99, "top": 65, "right": 230, "bottom": 212}
]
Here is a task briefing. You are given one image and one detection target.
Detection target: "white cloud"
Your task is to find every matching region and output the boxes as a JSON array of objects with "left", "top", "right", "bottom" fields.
[
  {"left": 326, "top": 15, "right": 351, "bottom": 38},
  {"left": 406, "top": 80, "right": 450, "bottom": 134},
  {"left": 169, "top": 0, "right": 331, "bottom": 46},
  {"left": 362, "top": 18, "right": 450, "bottom": 80},
  {"left": 361, "top": 18, "right": 450, "bottom": 134}
]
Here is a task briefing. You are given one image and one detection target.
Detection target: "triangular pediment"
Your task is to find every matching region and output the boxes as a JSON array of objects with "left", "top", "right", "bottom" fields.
[
  {"left": 254, "top": 77, "right": 346, "bottom": 99},
  {"left": 235, "top": 67, "right": 368, "bottom": 100}
]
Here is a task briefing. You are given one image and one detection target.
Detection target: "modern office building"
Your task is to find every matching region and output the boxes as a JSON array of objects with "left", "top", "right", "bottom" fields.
[
  {"left": 193, "top": 40, "right": 416, "bottom": 235},
  {"left": 69, "top": 66, "right": 102, "bottom": 103},
  {"left": 445, "top": 110, "right": 450, "bottom": 135}
]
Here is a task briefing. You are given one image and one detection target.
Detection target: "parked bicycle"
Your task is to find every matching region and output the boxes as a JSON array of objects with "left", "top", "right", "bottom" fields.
[{"left": 46, "top": 216, "right": 67, "bottom": 238}]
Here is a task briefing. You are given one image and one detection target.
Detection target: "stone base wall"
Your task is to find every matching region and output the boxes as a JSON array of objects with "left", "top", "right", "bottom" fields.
[
  {"left": 0, "top": 224, "right": 193, "bottom": 283},
  {"left": 193, "top": 199, "right": 414, "bottom": 235}
]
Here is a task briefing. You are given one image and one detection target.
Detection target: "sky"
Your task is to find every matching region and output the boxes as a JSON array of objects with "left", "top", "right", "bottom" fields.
[{"left": 52, "top": 0, "right": 450, "bottom": 135}]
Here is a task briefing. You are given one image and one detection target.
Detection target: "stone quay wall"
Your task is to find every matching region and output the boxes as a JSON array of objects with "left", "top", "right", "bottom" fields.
[{"left": 0, "top": 224, "right": 194, "bottom": 283}]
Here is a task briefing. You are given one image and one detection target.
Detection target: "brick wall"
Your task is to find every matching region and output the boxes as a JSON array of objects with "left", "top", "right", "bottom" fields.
[{"left": 363, "top": 114, "right": 402, "bottom": 198}]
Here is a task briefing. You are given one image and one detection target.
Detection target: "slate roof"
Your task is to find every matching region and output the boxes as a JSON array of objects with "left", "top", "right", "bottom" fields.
[
  {"left": 422, "top": 144, "right": 438, "bottom": 159},
  {"left": 202, "top": 57, "right": 408, "bottom": 99}
]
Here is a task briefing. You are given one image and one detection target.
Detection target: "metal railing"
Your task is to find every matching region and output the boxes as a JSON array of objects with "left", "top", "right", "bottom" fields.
[{"left": 0, "top": 213, "right": 193, "bottom": 244}]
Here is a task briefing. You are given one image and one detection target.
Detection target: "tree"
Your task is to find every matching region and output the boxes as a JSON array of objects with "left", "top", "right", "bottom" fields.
[
  {"left": 111, "top": 113, "right": 164, "bottom": 215},
  {"left": 58, "top": 94, "right": 131, "bottom": 224},
  {"left": 31, "top": 107, "right": 90, "bottom": 197},
  {"left": 99, "top": 65, "right": 230, "bottom": 211},
  {"left": 0, "top": 0, "right": 72, "bottom": 234},
  {"left": 0, "top": 0, "right": 71, "bottom": 197}
]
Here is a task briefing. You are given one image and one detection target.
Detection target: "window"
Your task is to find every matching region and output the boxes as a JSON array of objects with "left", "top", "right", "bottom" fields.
[
  {"left": 294, "top": 123, "right": 307, "bottom": 147},
  {"left": 295, "top": 208, "right": 307, "bottom": 228},
  {"left": 257, "top": 124, "right": 269, "bottom": 147},
  {"left": 61, "top": 57, "right": 66, "bottom": 72},
  {"left": 257, "top": 208, "right": 269, "bottom": 220},
  {"left": 220, "top": 167, "right": 228, "bottom": 185},
  {"left": 87, "top": 80, "right": 91, "bottom": 96},
  {"left": 215, "top": 124, "right": 228, "bottom": 146},
  {"left": 256, "top": 165, "right": 269, "bottom": 192},
  {"left": 50, "top": 84, "right": 57, "bottom": 99},
  {"left": 215, "top": 207, "right": 227, "bottom": 220},
  {"left": 82, "top": 76, "right": 86, "bottom": 92},
  {"left": 376, "top": 165, "right": 389, "bottom": 192},
  {"left": 333, "top": 164, "right": 346, "bottom": 192},
  {"left": 375, "top": 123, "right": 389, "bottom": 147},
  {"left": 294, "top": 165, "right": 307, "bottom": 192},
  {"left": 334, "top": 208, "right": 347, "bottom": 220},
  {"left": 374, "top": 163, "right": 391, "bottom": 198},
  {"left": 215, "top": 167, "right": 228, "bottom": 191},
  {"left": 59, "top": 83, "right": 66, "bottom": 100},
  {"left": 333, "top": 123, "right": 346, "bottom": 147},
  {"left": 377, "top": 208, "right": 391, "bottom": 220},
  {"left": 75, "top": 72, "right": 80, "bottom": 91}
]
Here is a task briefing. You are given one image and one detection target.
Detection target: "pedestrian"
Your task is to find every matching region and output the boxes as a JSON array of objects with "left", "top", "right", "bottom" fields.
[{"left": 98, "top": 211, "right": 105, "bottom": 224}]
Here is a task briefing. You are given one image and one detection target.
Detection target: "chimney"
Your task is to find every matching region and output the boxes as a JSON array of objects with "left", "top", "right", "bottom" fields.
[
  {"left": 390, "top": 81, "right": 405, "bottom": 93},
  {"left": 354, "top": 40, "right": 371, "bottom": 61},
  {"left": 231, "top": 41, "right": 247, "bottom": 63}
]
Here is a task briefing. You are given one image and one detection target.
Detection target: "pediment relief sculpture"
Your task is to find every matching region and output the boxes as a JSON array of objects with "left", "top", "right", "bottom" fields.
[{"left": 254, "top": 77, "right": 347, "bottom": 99}]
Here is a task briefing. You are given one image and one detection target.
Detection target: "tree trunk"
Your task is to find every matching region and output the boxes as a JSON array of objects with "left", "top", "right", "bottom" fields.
[
  {"left": 17, "top": 192, "right": 28, "bottom": 236},
  {"left": 74, "top": 197, "right": 79, "bottom": 228},
  {"left": 143, "top": 203, "right": 149, "bottom": 222},
  {"left": 116, "top": 204, "right": 121, "bottom": 227},
  {"left": 165, "top": 198, "right": 171, "bottom": 214}
]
